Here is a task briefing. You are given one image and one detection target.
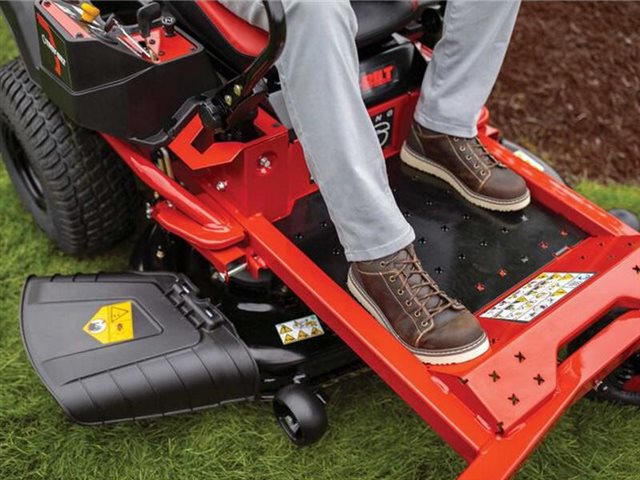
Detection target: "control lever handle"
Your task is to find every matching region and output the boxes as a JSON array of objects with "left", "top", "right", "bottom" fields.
[{"left": 136, "top": 2, "right": 161, "bottom": 39}]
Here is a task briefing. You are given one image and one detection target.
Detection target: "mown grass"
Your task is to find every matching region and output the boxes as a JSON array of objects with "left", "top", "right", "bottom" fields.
[{"left": 2, "top": 17, "right": 640, "bottom": 480}]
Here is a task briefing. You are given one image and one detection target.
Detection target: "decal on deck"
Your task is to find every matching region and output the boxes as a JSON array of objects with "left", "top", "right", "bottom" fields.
[
  {"left": 481, "top": 272, "right": 594, "bottom": 323},
  {"left": 83, "top": 301, "right": 134, "bottom": 344},
  {"left": 276, "top": 314, "right": 325, "bottom": 345}
]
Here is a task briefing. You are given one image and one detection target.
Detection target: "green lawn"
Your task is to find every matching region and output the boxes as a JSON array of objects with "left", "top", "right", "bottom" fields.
[{"left": 2, "top": 18, "right": 640, "bottom": 480}]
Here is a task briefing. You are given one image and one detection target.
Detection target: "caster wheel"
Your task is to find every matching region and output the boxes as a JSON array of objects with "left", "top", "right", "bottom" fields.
[
  {"left": 608, "top": 209, "right": 639, "bottom": 231},
  {"left": 273, "top": 384, "right": 327, "bottom": 446}
]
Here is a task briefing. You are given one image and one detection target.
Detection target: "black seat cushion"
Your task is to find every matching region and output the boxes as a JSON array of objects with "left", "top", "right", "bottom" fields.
[
  {"left": 169, "top": 1, "right": 419, "bottom": 72},
  {"left": 352, "top": 1, "right": 417, "bottom": 47}
]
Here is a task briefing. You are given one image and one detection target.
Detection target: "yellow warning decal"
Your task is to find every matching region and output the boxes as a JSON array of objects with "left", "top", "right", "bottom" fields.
[
  {"left": 480, "top": 272, "right": 594, "bottom": 323},
  {"left": 83, "top": 301, "right": 134, "bottom": 344},
  {"left": 275, "top": 315, "right": 325, "bottom": 345}
]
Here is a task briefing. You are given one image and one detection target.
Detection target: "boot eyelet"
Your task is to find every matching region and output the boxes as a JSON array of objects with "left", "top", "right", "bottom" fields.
[
  {"left": 473, "top": 163, "right": 480, "bottom": 169},
  {"left": 466, "top": 155, "right": 472, "bottom": 160},
  {"left": 389, "top": 275, "right": 396, "bottom": 282},
  {"left": 480, "top": 170, "right": 487, "bottom": 176},
  {"left": 459, "top": 146, "right": 466, "bottom": 152},
  {"left": 453, "top": 137, "right": 460, "bottom": 142},
  {"left": 414, "top": 311, "right": 422, "bottom": 317},
  {"left": 380, "top": 261, "right": 387, "bottom": 267},
  {"left": 397, "top": 289, "right": 404, "bottom": 295},
  {"left": 405, "top": 300, "right": 412, "bottom": 306},
  {"left": 420, "top": 320, "right": 428, "bottom": 327}
]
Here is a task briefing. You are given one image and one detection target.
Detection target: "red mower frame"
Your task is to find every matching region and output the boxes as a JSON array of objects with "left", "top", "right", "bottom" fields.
[{"left": 102, "top": 70, "right": 640, "bottom": 477}]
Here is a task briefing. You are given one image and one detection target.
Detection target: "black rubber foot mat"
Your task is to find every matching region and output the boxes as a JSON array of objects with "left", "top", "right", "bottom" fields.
[{"left": 276, "top": 159, "right": 586, "bottom": 312}]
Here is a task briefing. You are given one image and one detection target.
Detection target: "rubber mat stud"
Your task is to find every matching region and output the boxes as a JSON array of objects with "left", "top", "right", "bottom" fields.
[
  {"left": 320, "top": 220, "right": 328, "bottom": 228},
  {"left": 425, "top": 199, "right": 433, "bottom": 206},
  {"left": 515, "top": 351, "right": 526, "bottom": 363},
  {"left": 489, "top": 370, "right": 501, "bottom": 382},
  {"left": 294, "top": 233, "right": 303, "bottom": 241},
  {"left": 418, "top": 237, "right": 427, "bottom": 245},
  {"left": 479, "top": 240, "right": 488, "bottom": 247},
  {"left": 498, "top": 268, "right": 508, "bottom": 278},
  {"left": 539, "top": 241, "right": 549, "bottom": 250},
  {"left": 332, "top": 247, "right": 341, "bottom": 255},
  {"left": 533, "top": 374, "right": 545, "bottom": 385},
  {"left": 462, "top": 213, "right": 471, "bottom": 220},
  {"left": 475, "top": 283, "right": 485, "bottom": 292},
  {"left": 508, "top": 394, "right": 520, "bottom": 406},
  {"left": 520, "top": 255, "right": 529, "bottom": 264},
  {"left": 457, "top": 253, "right": 466, "bottom": 261},
  {"left": 520, "top": 214, "right": 529, "bottom": 222},
  {"left": 560, "top": 228, "right": 569, "bottom": 237},
  {"left": 440, "top": 225, "right": 449, "bottom": 232},
  {"left": 434, "top": 266, "right": 444, "bottom": 274},
  {"left": 403, "top": 210, "right": 412, "bottom": 218},
  {"left": 501, "top": 227, "right": 510, "bottom": 234}
]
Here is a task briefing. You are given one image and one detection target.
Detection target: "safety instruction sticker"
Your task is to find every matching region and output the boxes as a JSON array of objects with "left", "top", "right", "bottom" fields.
[
  {"left": 83, "top": 301, "right": 134, "bottom": 344},
  {"left": 276, "top": 315, "right": 325, "bottom": 345},
  {"left": 481, "top": 272, "right": 594, "bottom": 323}
]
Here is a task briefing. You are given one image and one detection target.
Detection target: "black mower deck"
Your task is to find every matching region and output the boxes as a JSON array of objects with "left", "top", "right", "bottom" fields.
[{"left": 277, "top": 158, "right": 586, "bottom": 312}]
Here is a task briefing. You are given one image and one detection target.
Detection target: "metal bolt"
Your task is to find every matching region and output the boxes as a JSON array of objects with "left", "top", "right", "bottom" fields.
[
  {"left": 216, "top": 180, "right": 228, "bottom": 191},
  {"left": 233, "top": 84, "right": 243, "bottom": 96},
  {"left": 155, "top": 247, "right": 165, "bottom": 259},
  {"left": 145, "top": 203, "right": 153, "bottom": 219},
  {"left": 258, "top": 156, "right": 272, "bottom": 169},
  {"left": 224, "top": 95, "right": 233, "bottom": 106}
]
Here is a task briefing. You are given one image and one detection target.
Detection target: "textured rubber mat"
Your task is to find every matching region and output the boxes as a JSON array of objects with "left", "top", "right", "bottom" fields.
[{"left": 276, "top": 158, "right": 586, "bottom": 312}]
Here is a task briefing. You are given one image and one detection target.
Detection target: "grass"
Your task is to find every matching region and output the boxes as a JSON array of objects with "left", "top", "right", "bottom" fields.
[{"left": 2, "top": 17, "right": 640, "bottom": 480}]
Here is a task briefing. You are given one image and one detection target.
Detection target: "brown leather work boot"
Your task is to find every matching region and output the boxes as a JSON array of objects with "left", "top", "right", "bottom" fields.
[
  {"left": 347, "top": 244, "right": 489, "bottom": 365},
  {"left": 401, "top": 121, "right": 530, "bottom": 212}
]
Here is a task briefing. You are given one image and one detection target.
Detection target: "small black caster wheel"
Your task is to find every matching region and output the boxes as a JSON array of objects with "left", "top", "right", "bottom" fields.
[
  {"left": 273, "top": 384, "right": 327, "bottom": 446},
  {"left": 608, "top": 209, "right": 640, "bottom": 231}
]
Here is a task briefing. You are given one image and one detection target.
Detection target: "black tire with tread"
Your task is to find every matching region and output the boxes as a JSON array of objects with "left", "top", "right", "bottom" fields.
[{"left": 0, "top": 59, "right": 138, "bottom": 255}]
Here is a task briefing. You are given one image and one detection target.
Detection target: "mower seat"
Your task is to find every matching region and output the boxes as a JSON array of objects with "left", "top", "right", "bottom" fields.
[{"left": 170, "top": 1, "right": 420, "bottom": 72}]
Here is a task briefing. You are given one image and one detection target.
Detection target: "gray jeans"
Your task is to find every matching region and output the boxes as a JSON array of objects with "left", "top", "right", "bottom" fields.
[{"left": 220, "top": 0, "right": 520, "bottom": 261}]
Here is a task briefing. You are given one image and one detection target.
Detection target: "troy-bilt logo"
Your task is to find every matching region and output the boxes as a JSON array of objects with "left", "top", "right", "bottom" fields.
[
  {"left": 36, "top": 13, "right": 65, "bottom": 76},
  {"left": 41, "top": 34, "right": 67, "bottom": 68},
  {"left": 360, "top": 64, "right": 396, "bottom": 93}
]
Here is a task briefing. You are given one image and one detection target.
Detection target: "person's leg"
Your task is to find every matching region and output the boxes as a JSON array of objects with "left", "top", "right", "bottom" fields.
[
  {"left": 221, "top": 0, "right": 414, "bottom": 262},
  {"left": 416, "top": 0, "right": 521, "bottom": 137},
  {"left": 220, "top": 1, "right": 488, "bottom": 364},
  {"left": 401, "top": 0, "right": 529, "bottom": 212}
]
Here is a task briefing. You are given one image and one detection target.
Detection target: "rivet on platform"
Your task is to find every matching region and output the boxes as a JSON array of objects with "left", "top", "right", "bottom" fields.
[
  {"left": 489, "top": 370, "right": 501, "bottom": 382},
  {"left": 508, "top": 394, "right": 520, "bottom": 406},
  {"left": 515, "top": 351, "right": 526, "bottom": 363},
  {"left": 534, "top": 374, "right": 545, "bottom": 385}
]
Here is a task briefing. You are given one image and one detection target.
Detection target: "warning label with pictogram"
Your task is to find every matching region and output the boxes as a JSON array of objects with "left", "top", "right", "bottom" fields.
[
  {"left": 481, "top": 272, "right": 594, "bottom": 323},
  {"left": 275, "top": 315, "right": 325, "bottom": 345},
  {"left": 83, "top": 301, "right": 135, "bottom": 344}
]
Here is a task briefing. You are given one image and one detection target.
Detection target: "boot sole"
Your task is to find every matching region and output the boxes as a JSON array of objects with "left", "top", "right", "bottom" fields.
[
  {"left": 400, "top": 144, "right": 531, "bottom": 212},
  {"left": 346, "top": 269, "right": 490, "bottom": 365}
]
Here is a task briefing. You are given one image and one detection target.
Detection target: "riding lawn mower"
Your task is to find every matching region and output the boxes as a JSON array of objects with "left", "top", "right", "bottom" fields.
[{"left": 1, "top": 1, "right": 640, "bottom": 478}]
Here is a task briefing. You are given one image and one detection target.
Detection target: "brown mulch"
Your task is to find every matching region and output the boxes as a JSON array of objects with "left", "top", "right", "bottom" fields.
[{"left": 488, "top": 1, "right": 640, "bottom": 184}]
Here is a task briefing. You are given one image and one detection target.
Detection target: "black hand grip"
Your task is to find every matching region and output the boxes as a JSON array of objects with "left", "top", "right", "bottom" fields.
[{"left": 137, "top": 2, "right": 162, "bottom": 39}]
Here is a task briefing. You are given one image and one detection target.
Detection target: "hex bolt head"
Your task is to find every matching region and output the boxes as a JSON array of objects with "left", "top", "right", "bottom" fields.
[
  {"left": 216, "top": 180, "right": 228, "bottom": 191},
  {"left": 258, "top": 156, "right": 272, "bottom": 169}
]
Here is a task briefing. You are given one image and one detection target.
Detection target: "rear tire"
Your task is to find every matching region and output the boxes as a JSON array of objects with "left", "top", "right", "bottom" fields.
[{"left": 0, "top": 59, "right": 138, "bottom": 255}]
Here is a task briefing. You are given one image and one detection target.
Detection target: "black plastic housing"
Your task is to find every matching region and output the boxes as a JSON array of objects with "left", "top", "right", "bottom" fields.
[
  {"left": 21, "top": 272, "right": 259, "bottom": 425},
  {"left": 34, "top": 0, "right": 219, "bottom": 141}
]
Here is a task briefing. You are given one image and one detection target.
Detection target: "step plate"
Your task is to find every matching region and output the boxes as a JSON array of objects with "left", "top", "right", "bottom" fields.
[{"left": 276, "top": 159, "right": 586, "bottom": 312}]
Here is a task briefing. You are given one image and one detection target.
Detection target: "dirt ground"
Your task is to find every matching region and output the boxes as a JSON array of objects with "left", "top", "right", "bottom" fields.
[{"left": 489, "top": 1, "right": 640, "bottom": 184}]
